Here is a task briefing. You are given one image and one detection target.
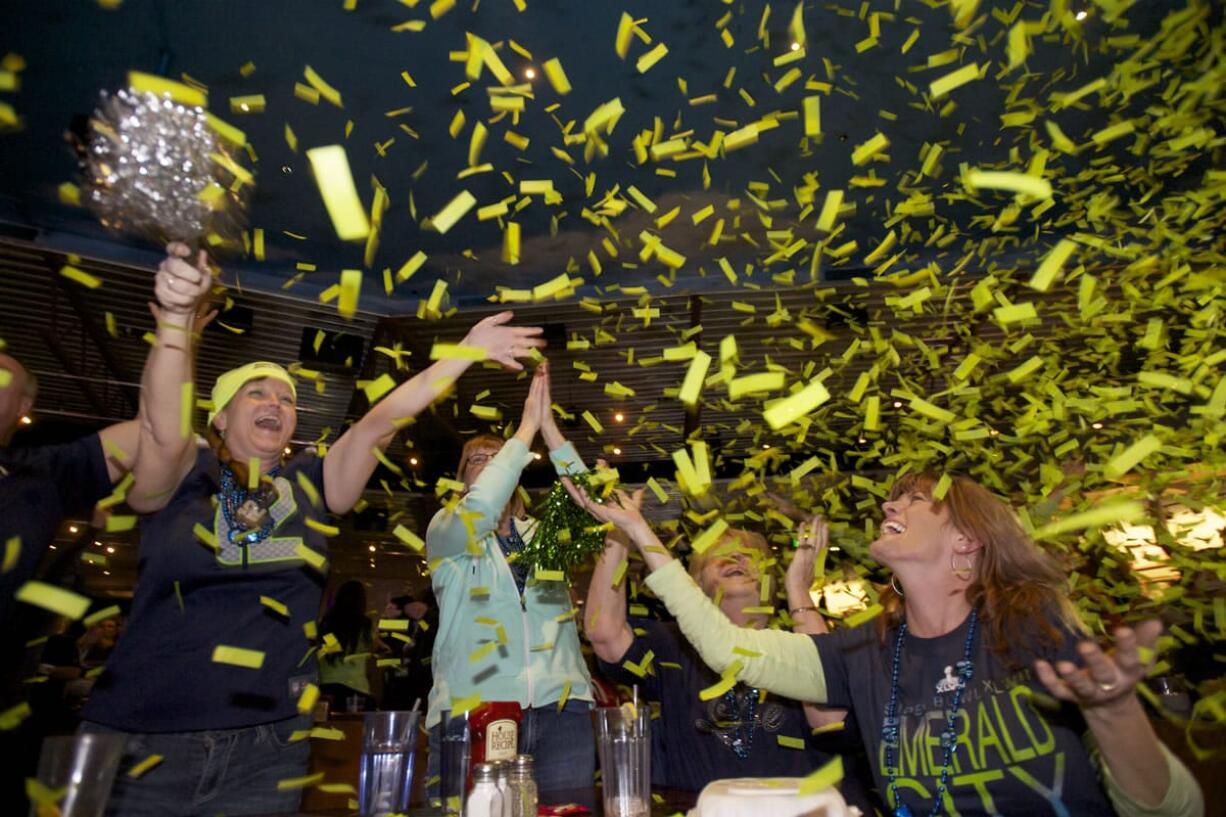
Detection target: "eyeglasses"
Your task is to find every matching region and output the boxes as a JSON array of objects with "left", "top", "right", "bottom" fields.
[{"left": 466, "top": 453, "right": 495, "bottom": 468}]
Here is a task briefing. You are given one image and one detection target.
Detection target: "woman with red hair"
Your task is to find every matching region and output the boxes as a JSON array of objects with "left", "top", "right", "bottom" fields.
[{"left": 567, "top": 471, "right": 1203, "bottom": 817}]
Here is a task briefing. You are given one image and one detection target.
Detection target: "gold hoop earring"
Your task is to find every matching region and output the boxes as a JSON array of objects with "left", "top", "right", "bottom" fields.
[
  {"left": 890, "top": 574, "right": 904, "bottom": 596},
  {"left": 950, "top": 553, "right": 975, "bottom": 581}
]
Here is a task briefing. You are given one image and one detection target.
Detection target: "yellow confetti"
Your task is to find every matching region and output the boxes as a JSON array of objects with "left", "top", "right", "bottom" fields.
[
  {"left": 306, "top": 146, "right": 370, "bottom": 241},
  {"left": 426, "top": 190, "right": 476, "bottom": 234},
  {"left": 764, "top": 379, "right": 831, "bottom": 430},
  {"left": 965, "top": 169, "right": 1052, "bottom": 200},
  {"left": 1104, "top": 435, "right": 1162, "bottom": 480},
  {"left": 83, "top": 604, "right": 121, "bottom": 628},
  {"left": 127, "top": 755, "right": 163, "bottom": 779},
  {"left": 2, "top": 536, "right": 18, "bottom": 573},
  {"left": 16, "top": 581, "right": 90, "bottom": 619},
  {"left": 542, "top": 58, "right": 571, "bottom": 95},
  {"left": 929, "top": 63, "right": 980, "bottom": 98},
  {"left": 798, "top": 755, "right": 843, "bottom": 795},
  {"left": 211, "top": 644, "right": 266, "bottom": 669},
  {"left": 60, "top": 265, "right": 101, "bottom": 289}
]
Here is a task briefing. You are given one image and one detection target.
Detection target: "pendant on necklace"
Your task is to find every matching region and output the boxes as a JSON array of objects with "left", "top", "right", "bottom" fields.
[
  {"left": 235, "top": 498, "right": 270, "bottom": 530},
  {"left": 893, "top": 805, "right": 913, "bottom": 817}
]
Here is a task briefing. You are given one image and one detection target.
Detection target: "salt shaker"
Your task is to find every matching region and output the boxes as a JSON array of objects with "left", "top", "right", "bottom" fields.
[
  {"left": 492, "top": 760, "right": 513, "bottom": 817},
  {"left": 465, "top": 762, "right": 502, "bottom": 817},
  {"left": 509, "top": 754, "right": 538, "bottom": 817}
]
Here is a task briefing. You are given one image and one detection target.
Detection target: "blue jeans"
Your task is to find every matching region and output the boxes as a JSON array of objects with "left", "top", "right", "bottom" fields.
[
  {"left": 427, "top": 701, "right": 595, "bottom": 807},
  {"left": 79, "top": 714, "right": 312, "bottom": 816}
]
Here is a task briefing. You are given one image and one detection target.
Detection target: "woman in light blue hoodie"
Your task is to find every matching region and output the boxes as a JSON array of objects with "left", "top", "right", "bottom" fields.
[{"left": 426, "top": 362, "right": 595, "bottom": 800}]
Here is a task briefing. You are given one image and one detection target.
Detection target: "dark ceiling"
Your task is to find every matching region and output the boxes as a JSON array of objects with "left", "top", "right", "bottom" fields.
[{"left": 1, "top": 0, "right": 1201, "bottom": 308}]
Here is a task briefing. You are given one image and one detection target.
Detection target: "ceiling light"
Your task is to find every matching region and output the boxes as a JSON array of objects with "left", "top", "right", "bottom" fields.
[
  {"left": 762, "top": 444, "right": 771, "bottom": 449},
  {"left": 103, "top": 571, "right": 110, "bottom": 576},
  {"left": 369, "top": 545, "right": 376, "bottom": 553},
  {"left": 612, "top": 447, "right": 622, "bottom": 455},
  {"left": 892, "top": 401, "right": 903, "bottom": 409},
  {"left": 858, "top": 437, "right": 867, "bottom": 444},
  {"left": 524, "top": 67, "right": 536, "bottom": 80},
  {"left": 283, "top": 447, "right": 292, "bottom": 455},
  {"left": 830, "top": 546, "right": 841, "bottom": 552},
  {"left": 1091, "top": 421, "right": 1104, "bottom": 429},
  {"left": 1075, "top": 10, "right": 1088, "bottom": 20},
  {"left": 614, "top": 412, "right": 625, "bottom": 423},
  {"left": 533, "top": 452, "right": 542, "bottom": 460},
  {"left": 20, "top": 415, "right": 31, "bottom": 425},
  {"left": 69, "top": 525, "right": 79, "bottom": 534},
  {"left": 790, "top": 41, "right": 801, "bottom": 51},
  {"left": 409, "top": 457, "right": 419, "bottom": 466},
  {"left": 106, "top": 546, "right": 115, "bottom": 554}
]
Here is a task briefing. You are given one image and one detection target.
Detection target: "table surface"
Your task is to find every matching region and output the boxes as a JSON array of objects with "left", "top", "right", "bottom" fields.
[{"left": 268, "top": 786, "right": 696, "bottom": 816}]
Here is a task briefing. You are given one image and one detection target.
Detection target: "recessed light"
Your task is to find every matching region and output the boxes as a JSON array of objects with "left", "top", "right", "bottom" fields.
[
  {"left": 524, "top": 67, "right": 536, "bottom": 80},
  {"left": 69, "top": 525, "right": 79, "bottom": 534},
  {"left": 410, "top": 457, "right": 419, "bottom": 466},
  {"left": 1075, "top": 10, "right": 1088, "bottom": 21},
  {"left": 1091, "top": 422, "right": 1104, "bottom": 429},
  {"left": 20, "top": 416, "right": 31, "bottom": 425},
  {"left": 612, "top": 447, "right": 622, "bottom": 455},
  {"left": 614, "top": 412, "right": 625, "bottom": 423},
  {"left": 790, "top": 42, "right": 801, "bottom": 51}
]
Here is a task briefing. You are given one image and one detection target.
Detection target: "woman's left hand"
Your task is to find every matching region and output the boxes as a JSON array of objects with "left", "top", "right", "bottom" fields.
[
  {"left": 1033, "top": 619, "right": 1162, "bottom": 710},
  {"left": 786, "top": 515, "right": 827, "bottom": 595}
]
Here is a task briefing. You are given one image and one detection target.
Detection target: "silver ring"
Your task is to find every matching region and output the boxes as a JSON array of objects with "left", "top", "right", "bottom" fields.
[{"left": 1097, "top": 680, "right": 1119, "bottom": 693}]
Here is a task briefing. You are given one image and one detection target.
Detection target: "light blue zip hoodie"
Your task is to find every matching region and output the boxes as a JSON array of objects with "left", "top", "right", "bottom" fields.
[{"left": 425, "top": 437, "right": 594, "bottom": 729}]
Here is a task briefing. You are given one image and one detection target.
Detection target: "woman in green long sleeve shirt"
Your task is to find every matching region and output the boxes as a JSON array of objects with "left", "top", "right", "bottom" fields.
[{"left": 566, "top": 471, "right": 1203, "bottom": 817}]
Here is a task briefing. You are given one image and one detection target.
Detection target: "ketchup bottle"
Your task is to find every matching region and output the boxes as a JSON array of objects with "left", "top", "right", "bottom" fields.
[{"left": 468, "top": 701, "right": 523, "bottom": 783}]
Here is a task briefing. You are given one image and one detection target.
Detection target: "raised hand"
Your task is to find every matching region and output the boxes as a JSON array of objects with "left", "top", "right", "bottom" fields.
[
  {"left": 153, "top": 242, "right": 211, "bottom": 318},
  {"left": 786, "top": 515, "right": 828, "bottom": 595},
  {"left": 516, "top": 365, "right": 548, "bottom": 439},
  {"left": 1033, "top": 619, "right": 1162, "bottom": 710},
  {"left": 564, "top": 479, "right": 648, "bottom": 536},
  {"left": 462, "top": 310, "right": 545, "bottom": 371}
]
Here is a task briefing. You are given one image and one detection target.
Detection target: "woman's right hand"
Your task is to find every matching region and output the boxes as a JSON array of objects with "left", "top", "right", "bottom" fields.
[
  {"left": 517, "top": 365, "right": 548, "bottom": 438},
  {"left": 153, "top": 242, "right": 211, "bottom": 319}
]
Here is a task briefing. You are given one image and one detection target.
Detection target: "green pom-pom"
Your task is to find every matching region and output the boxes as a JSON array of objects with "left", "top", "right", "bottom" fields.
[{"left": 522, "top": 473, "right": 608, "bottom": 573}]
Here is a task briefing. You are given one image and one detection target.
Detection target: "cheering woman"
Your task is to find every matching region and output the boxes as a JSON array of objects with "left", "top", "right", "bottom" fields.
[
  {"left": 80, "top": 244, "right": 543, "bottom": 816},
  {"left": 566, "top": 471, "right": 1203, "bottom": 817}
]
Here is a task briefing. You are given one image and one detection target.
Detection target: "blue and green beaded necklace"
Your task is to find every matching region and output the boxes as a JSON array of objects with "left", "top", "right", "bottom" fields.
[{"left": 881, "top": 608, "right": 977, "bottom": 817}]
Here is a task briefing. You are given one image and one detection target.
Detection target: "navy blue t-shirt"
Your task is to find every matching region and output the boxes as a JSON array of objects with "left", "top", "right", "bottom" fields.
[
  {"left": 85, "top": 448, "right": 329, "bottom": 732},
  {"left": 0, "top": 435, "right": 111, "bottom": 629},
  {"left": 814, "top": 614, "right": 1116, "bottom": 816},
  {"left": 597, "top": 617, "right": 831, "bottom": 791}
]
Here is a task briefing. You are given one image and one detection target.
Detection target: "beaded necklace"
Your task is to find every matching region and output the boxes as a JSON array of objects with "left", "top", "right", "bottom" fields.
[
  {"left": 220, "top": 463, "right": 280, "bottom": 545},
  {"left": 722, "top": 685, "right": 759, "bottom": 759},
  {"left": 882, "top": 608, "right": 977, "bottom": 817}
]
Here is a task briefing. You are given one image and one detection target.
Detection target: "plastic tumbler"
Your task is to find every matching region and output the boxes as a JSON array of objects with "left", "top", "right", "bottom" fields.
[
  {"left": 438, "top": 711, "right": 471, "bottom": 815},
  {"left": 595, "top": 705, "right": 650, "bottom": 817},
  {"left": 30, "top": 733, "right": 125, "bottom": 817},
  {"left": 358, "top": 710, "right": 420, "bottom": 816}
]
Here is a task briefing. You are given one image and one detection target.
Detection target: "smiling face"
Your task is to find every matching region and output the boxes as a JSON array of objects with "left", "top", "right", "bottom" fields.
[
  {"left": 460, "top": 444, "right": 502, "bottom": 489},
  {"left": 692, "top": 531, "right": 769, "bottom": 603},
  {"left": 212, "top": 377, "right": 297, "bottom": 463},
  {"left": 870, "top": 478, "right": 972, "bottom": 572}
]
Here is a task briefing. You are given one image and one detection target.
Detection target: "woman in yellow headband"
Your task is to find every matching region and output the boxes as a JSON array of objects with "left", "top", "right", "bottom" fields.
[{"left": 78, "top": 243, "right": 544, "bottom": 816}]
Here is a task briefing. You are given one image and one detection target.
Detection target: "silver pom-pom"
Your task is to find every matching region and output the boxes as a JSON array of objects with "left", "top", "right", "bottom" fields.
[{"left": 82, "top": 87, "right": 251, "bottom": 249}]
